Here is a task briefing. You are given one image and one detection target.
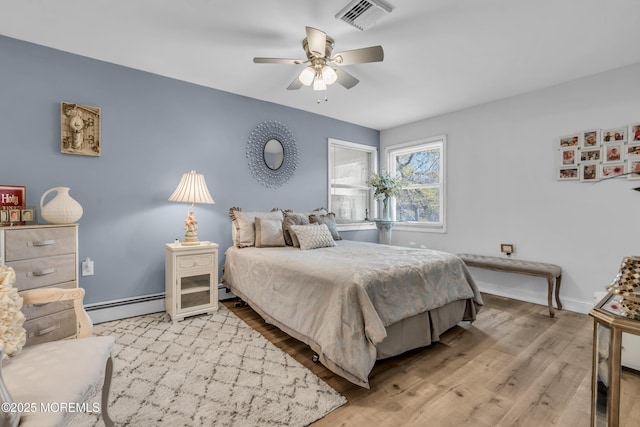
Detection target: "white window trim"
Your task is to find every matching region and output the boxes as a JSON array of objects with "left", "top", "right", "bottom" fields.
[
  {"left": 384, "top": 134, "right": 447, "bottom": 233},
  {"left": 328, "top": 138, "right": 377, "bottom": 231}
]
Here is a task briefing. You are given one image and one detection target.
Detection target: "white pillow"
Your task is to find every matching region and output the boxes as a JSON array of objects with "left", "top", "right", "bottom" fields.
[
  {"left": 255, "top": 217, "right": 286, "bottom": 248},
  {"left": 229, "top": 208, "right": 283, "bottom": 247},
  {"left": 289, "top": 224, "right": 336, "bottom": 250}
]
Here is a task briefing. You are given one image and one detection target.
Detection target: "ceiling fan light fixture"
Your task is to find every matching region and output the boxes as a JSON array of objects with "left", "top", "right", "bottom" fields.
[
  {"left": 321, "top": 66, "right": 338, "bottom": 85},
  {"left": 313, "top": 77, "right": 327, "bottom": 91},
  {"left": 298, "top": 67, "right": 315, "bottom": 86}
]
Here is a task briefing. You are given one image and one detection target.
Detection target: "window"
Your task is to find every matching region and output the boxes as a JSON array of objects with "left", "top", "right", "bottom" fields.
[
  {"left": 328, "top": 138, "right": 377, "bottom": 230},
  {"left": 385, "top": 135, "right": 446, "bottom": 232}
]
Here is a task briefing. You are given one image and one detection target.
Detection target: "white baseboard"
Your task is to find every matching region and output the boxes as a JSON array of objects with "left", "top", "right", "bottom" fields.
[
  {"left": 85, "top": 285, "right": 237, "bottom": 324},
  {"left": 478, "top": 285, "right": 594, "bottom": 314}
]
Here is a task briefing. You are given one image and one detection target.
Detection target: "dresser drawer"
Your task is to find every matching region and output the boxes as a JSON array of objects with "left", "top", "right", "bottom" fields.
[
  {"left": 23, "top": 308, "right": 77, "bottom": 347},
  {"left": 176, "top": 254, "right": 215, "bottom": 272},
  {"left": 5, "top": 226, "right": 76, "bottom": 261},
  {"left": 20, "top": 281, "right": 76, "bottom": 320},
  {"left": 7, "top": 254, "right": 77, "bottom": 291}
]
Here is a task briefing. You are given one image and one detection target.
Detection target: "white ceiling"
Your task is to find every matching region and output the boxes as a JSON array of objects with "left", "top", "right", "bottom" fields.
[{"left": 2, "top": 1, "right": 640, "bottom": 130}]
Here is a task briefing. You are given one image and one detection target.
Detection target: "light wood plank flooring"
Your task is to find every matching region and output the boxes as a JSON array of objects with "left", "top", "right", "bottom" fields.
[{"left": 224, "top": 294, "right": 639, "bottom": 426}]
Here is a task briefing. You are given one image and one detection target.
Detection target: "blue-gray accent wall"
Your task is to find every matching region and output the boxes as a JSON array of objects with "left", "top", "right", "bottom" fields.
[{"left": 0, "top": 35, "right": 379, "bottom": 304}]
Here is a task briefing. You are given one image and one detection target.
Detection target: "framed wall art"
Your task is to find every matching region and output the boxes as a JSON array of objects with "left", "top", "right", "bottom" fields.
[
  {"left": 558, "top": 166, "right": 579, "bottom": 181},
  {"left": 602, "top": 127, "right": 626, "bottom": 144},
  {"left": 0, "top": 185, "right": 26, "bottom": 225},
  {"left": 601, "top": 163, "right": 626, "bottom": 178},
  {"left": 581, "top": 129, "right": 600, "bottom": 148},
  {"left": 557, "top": 121, "right": 640, "bottom": 183},
  {"left": 628, "top": 124, "right": 640, "bottom": 143},
  {"left": 61, "top": 102, "right": 101, "bottom": 156}
]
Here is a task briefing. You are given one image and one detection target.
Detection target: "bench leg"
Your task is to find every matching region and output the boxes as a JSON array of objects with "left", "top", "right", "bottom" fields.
[
  {"left": 555, "top": 274, "right": 563, "bottom": 310},
  {"left": 546, "top": 275, "right": 555, "bottom": 318}
]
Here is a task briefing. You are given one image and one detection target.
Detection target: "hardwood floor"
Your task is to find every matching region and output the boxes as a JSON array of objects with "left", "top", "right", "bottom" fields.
[{"left": 224, "top": 294, "right": 638, "bottom": 426}]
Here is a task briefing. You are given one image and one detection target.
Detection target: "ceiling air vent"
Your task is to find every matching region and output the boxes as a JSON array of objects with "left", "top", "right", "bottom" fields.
[{"left": 335, "top": 0, "right": 394, "bottom": 31}]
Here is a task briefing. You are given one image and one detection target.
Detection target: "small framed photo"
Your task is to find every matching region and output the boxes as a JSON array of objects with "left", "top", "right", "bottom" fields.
[
  {"left": 558, "top": 166, "right": 579, "bottom": 181},
  {"left": 580, "top": 163, "right": 599, "bottom": 182},
  {"left": 580, "top": 148, "right": 601, "bottom": 162},
  {"left": 581, "top": 129, "right": 600, "bottom": 148},
  {"left": 604, "top": 144, "right": 623, "bottom": 163},
  {"left": 558, "top": 133, "right": 580, "bottom": 148},
  {"left": 0, "top": 210, "right": 8, "bottom": 223},
  {"left": 601, "top": 163, "right": 626, "bottom": 178},
  {"left": 9, "top": 209, "right": 21, "bottom": 222},
  {"left": 560, "top": 147, "right": 577, "bottom": 165},
  {"left": 629, "top": 123, "right": 640, "bottom": 143},
  {"left": 626, "top": 143, "right": 640, "bottom": 159},
  {"left": 628, "top": 160, "right": 640, "bottom": 180},
  {"left": 602, "top": 127, "right": 627, "bottom": 144},
  {"left": 21, "top": 207, "right": 36, "bottom": 224}
]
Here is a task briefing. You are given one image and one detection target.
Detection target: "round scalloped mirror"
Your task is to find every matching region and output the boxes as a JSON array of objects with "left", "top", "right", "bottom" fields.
[{"left": 247, "top": 121, "right": 298, "bottom": 188}]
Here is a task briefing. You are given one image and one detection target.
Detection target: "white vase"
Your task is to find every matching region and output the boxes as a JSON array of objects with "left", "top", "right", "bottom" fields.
[{"left": 40, "top": 187, "right": 83, "bottom": 224}]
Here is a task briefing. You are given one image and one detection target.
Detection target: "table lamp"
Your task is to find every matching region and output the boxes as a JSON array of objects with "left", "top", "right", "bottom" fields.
[{"left": 168, "top": 171, "right": 214, "bottom": 245}]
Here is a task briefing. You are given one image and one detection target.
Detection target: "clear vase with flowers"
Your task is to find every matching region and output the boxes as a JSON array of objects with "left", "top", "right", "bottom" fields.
[{"left": 367, "top": 171, "right": 403, "bottom": 220}]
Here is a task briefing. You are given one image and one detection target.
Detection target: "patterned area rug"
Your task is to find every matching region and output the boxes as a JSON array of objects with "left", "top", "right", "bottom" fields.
[{"left": 69, "top": 305, "right": 346, "bottom": 426}]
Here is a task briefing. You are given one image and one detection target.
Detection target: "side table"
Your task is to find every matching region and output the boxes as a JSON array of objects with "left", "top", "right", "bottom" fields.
[
  {"left": 165, "top": 241, "right": 218, "bottom": 322},
  {"left": 589, "top": 293, "right": 640, "bottom": 426}
]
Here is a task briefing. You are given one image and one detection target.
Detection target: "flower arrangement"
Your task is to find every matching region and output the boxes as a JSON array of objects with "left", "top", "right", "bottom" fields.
[
  {"left": 367, "top": 171, "right": 403, "bottom": 200},
  {"left": 0, "top": 266, "right": 26, "bottom": 360}
]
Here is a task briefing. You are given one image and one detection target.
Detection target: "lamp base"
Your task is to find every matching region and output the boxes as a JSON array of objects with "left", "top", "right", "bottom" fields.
[{"left": 181, "top": 230, "right": 200, "bottom": 246}]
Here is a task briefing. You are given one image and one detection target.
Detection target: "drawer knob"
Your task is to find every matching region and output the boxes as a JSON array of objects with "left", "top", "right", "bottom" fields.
[{"left": 29, "top": 325, "right": 59, "bottom": 337}]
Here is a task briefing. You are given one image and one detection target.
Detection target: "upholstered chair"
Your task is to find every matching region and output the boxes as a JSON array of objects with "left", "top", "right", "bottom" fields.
[{"left": 0, "top": 282, "right": 115, "bottom": 427}]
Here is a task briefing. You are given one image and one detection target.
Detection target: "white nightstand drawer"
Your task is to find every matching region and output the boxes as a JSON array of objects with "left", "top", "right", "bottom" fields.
[{"left": 176, "top": 254, "right": 214, "bottom": 272}]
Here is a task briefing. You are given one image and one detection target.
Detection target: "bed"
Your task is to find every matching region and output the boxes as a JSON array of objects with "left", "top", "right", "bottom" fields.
[{"left": 222, "top": 211, "right": 483, "bottom": 388}]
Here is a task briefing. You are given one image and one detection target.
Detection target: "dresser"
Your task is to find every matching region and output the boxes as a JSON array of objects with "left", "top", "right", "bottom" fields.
[{"left": 0, "top": 224, "right": 79, "bottom": 346}]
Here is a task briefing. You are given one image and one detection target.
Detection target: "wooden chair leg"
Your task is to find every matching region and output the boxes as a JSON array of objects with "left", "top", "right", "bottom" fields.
[{"left": 101, "top": 356, "right": 115, "bottom": 427}]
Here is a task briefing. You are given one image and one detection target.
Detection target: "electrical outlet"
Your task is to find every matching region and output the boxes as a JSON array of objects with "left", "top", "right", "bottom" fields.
[
  {"left": 82, "top": 257, "right": 94, "bottom": 276},
  {"left": 500, "top": 244, "right": 514, "bottom": 256}
]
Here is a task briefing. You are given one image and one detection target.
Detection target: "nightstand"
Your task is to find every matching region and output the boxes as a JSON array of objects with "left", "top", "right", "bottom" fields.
[{"left": 165, "top": 241, "right": 218, "bottom": 322}]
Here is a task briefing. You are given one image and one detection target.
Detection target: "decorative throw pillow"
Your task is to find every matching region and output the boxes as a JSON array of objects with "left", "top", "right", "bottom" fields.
[
  {"left": 282, "top": 212, "right": 310, "bottom": 246},
  {"left": 229, "top": 207, "right": 284, "bottom": 248},
  {"left": 309, "top": 212, "right": 342, "bottom": 241},
  {"left": 289, "top": 224, "right": 336, "bottom": 250},
  {"left": 0, "top": 266, "right": 26, "bottom": 360},
  {"left": 255, "top": 217, "right": 286, "bottom": 248}
]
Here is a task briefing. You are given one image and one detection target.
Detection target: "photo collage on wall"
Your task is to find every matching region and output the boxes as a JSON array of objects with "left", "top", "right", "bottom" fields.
[{"left": 557, "top": 123, "right": 640, "bottom": 182}]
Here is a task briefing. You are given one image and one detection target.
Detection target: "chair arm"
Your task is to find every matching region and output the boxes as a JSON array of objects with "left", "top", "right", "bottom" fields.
[{"left": 20, "top": 288, "right": 93, "bottom": 338}]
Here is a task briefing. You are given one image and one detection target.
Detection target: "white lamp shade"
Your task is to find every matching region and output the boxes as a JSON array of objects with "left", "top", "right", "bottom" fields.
[
  {"left": 168, "top": 171, "right": 215, "bottom": 205},
  {"left": 321, "top": 66, "right": 337, "bottom": 85},
  {"left": 298, "top": 67, "right": 315, "bottom": 86},
  {"left": 313, "top": 77, "right": 327, "bottom": 91}
]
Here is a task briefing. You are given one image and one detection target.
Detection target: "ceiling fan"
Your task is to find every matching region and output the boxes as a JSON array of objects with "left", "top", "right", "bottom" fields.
[{"left": 253, "top": 26, "right": 384, "bottom": 92}]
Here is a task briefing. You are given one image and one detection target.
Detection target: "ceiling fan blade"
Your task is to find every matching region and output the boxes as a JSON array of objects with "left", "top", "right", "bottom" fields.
[
  {"left": 332, "top": 46, "right": 384, "bottom": 65},
  {"left": 253, "top": 57, "right": 302, "bottom": 65},
  {"left": 335, "top": 68, "right": 359, "bottom": 89},
  {"left": 306, "top": 26, "right": 327, "bottom": 56},
  {"left": 287, "top": 77, "right": 304, "bottom": 90}
]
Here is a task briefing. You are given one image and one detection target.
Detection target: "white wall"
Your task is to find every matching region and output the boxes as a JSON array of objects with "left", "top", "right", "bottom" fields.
[{"left": 381, "top": 62, "right": 640, "bottom": 314}]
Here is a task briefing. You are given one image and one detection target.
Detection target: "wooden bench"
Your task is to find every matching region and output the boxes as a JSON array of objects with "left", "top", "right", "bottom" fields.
[{"left": 458, "top": 254, "right": 562, "bottom": 317}]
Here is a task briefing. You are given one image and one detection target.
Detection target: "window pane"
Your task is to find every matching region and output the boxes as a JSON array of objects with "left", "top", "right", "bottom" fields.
[
  {"left": 396, "top": 188, "right": 440, "bottom": 223},
  {"left": 331, "top": 187, "right": 370, "bottom": 221},
  {"left": 395, "top": 147, "right": 440, "bottom": 185},
  {"left": 331, "top": 147, "right": 371, "bottom": 187}
]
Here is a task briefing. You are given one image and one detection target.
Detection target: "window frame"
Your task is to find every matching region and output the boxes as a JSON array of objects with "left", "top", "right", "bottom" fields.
[
  {"left": 384, "top": 135, "right": 447, "bottom": 233},
  {"left": 327, "top": 138, "right": 378, "bottom": 231}
]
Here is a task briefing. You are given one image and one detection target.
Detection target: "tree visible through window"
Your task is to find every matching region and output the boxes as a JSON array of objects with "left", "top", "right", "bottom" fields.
[{"left": 387, "top": 136, "right": 445, "bottom": 230}]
